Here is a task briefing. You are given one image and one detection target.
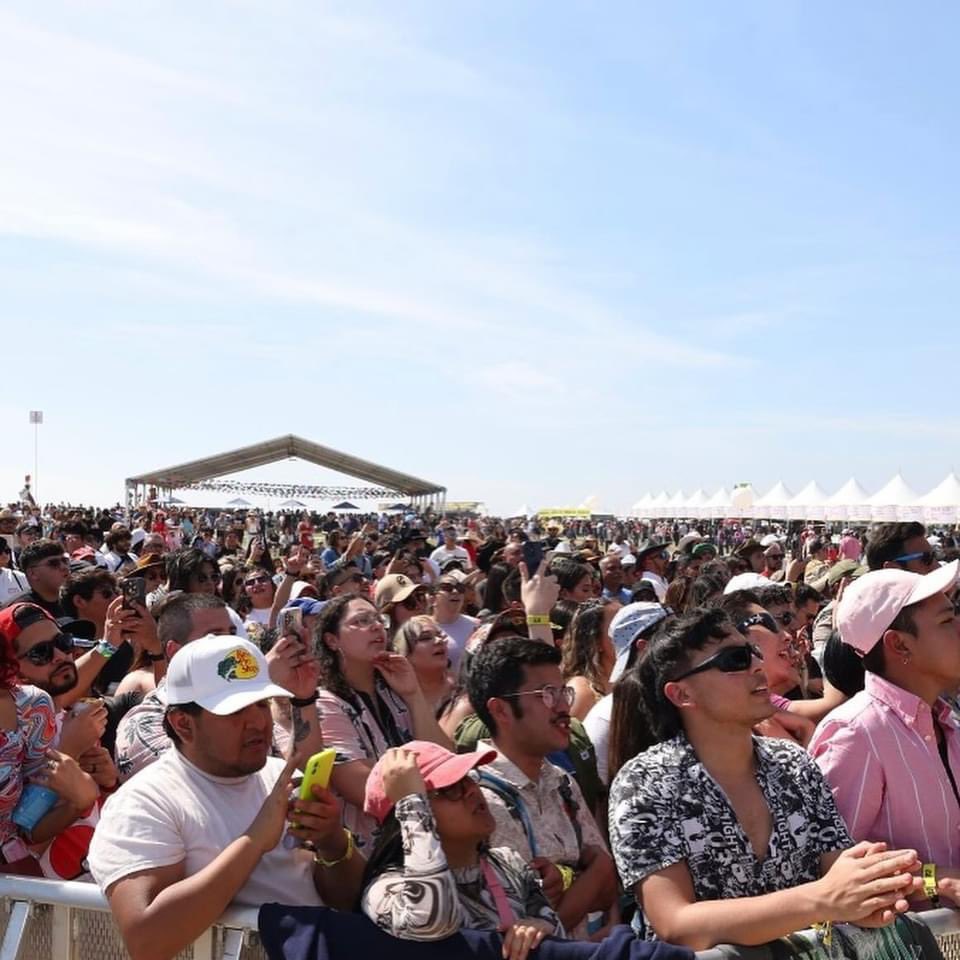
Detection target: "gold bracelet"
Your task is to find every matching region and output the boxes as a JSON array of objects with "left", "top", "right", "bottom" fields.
[
  {"left": 525, "top": 615, "right": 551, "bottom": 626},
  {"left": 313, "top": 829, "right": 354, "bottom": 868}
]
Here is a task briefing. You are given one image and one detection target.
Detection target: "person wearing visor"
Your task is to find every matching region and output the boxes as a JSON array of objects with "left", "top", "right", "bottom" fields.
[
  {"left": 89, "top": 636, "right": 364, "bottom": 960},
  {"left": 609, "top": 606, "right": 920, "bottom": 948},
  {"left": 360, "top": 741, "right": 562, "bottom": 959},
  {"left": 809, "top": 561, "right": 960, "bottom": 906}
]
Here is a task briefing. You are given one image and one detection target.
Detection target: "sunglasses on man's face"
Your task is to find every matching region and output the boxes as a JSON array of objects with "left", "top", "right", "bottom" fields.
[
  {"left": 673, "top": 642, "right": 763, "bottom": 681},
  {"left": 19, "top": 632, "right": 75, "bottom": 666},
  {"left": 738, "top": 612, "right": 780, "bottom": 636},
  {"left": 895, "top": 551, "right": 937, "bottom": 568},
  {"left": 244, "top": 575, "right": 271, "bottom": 587},
  {"left": 401, "top": 591, "right": 427, "bottom": 610}
]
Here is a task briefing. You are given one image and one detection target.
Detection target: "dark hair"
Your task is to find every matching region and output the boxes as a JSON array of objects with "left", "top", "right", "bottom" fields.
[
  {"left": 166, "top": 548, "right": 218, "bottom": 592},
  {"left": 59, "top": 521, "right": 87, "bottom": 540},
  {"left": 636, "top": 606, "right": 734, "bottom": 743},
  {"left": 719, "top": 589, "right": 762, "bottom": 629},
  {"left": 687, "top": 574, "right": 725, "bottom": 609},
  {"left": 700, "top": 559, "right": 732, "bottom": 584},
  {"left": 61, "top": 568, "right": 117, "bottom": 617},
  {"left": 163, "top": 700, "right": 203, "bottom": 745},
  {"left": 466, "top": 637, "right": 561, "bottom": 737},
  {"left": 20, "top": 538, "right": 66, "bottom": 571},
  {"left": 550, "top": 559, "right": 594, "bottom": 595},
  {"left": 866, "top": 522, "right": 927, "bottom": 571},
  {"left": 822, "top": 630, "right": 865, "bottom": 697},
  {"left": 155, "top": 591, "right": 227, "bottom": 648},
  {"left": 793, "top": 583, "right": 822, "bottom": 608},
  {"left": 502, "top": 567, "right": 522, "bottom": 606},
  {"left": 630, "top": 581, "right": 660, "bottom": 604},
  {"left": 860, "top": 602, "right": 918, "bottom": 677},
  {"left": 315, "top": 594, "right": 379, "bottom": 702},
  {"left": 757, "top": 584, "right": 793, "bottom": 609},
  {"left": 481, "top": 564, "right": 511, "bottom": 615},
  {"left": 549, "top": 599, "right": 580, "bottom": 643},
  {"left": 560, "top": 599, "right": 617, "bottom": 696},
  {"left": 105, "top": 527, "right": 131, "bottom": 550},
  {"left": 0, "top": 537, "right": 9, "bottom": 555}
]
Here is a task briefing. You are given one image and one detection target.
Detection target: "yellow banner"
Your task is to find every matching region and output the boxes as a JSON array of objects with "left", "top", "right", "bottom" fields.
[{"left": 536, "top": 508, "right": 592, "bottom": 518}]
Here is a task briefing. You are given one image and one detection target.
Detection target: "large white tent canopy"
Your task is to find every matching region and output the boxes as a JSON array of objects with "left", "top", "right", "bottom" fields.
[{"left": 631, "top": 473, "right": 960, "bottom": 523}]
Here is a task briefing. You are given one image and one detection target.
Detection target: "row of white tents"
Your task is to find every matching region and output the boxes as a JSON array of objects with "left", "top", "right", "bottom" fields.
[{"left": 631, "top": 473, "right": 960, "bottom": 524}]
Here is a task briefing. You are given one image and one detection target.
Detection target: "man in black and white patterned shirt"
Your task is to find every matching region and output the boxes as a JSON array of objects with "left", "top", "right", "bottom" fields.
[{"left": 608, "top": 606, "right": 921, "bottom": 949}]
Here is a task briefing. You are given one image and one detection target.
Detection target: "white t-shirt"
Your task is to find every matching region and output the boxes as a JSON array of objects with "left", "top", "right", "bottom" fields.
[
  {"left": 433, "top": 614, "right": 478, "bottom": 675},
  {"left": 0, "top": 568, "right": 29, "bottom": 607},
  {"left": 429, "top": 545, "right": 471, "bottom": 569},
  {"left": 88, "top": 750, "right": 322, "bottom": 908},
  {"left": 244, "top": 607, "right": 272, "bottom": 628},
  {"left": 583, "top": 693, "right": 613, "bottom": 785}
]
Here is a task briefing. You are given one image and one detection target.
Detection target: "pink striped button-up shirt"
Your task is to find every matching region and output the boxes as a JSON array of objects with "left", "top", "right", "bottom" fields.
[{"left": 809, "top": 673, "right": 960, "bottom": 867}]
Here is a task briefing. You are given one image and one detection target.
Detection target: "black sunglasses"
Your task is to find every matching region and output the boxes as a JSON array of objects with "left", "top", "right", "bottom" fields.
[
  {"left": 737, "top": 612, "right": 780, "bottom": 636},
  {"left": 19, "top": 632, "right": 75, "bottom": 666},
  {"left": 673, "top": 642, "right": 762, "bottom": 681},
  {"left": 772, "top": 610, "right": 795, "bottom": 627}
]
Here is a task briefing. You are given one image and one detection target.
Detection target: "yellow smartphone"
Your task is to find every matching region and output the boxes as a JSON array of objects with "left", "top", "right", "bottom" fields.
[{"left": 298, "top": 748, "right": 336, "bottom": 801}]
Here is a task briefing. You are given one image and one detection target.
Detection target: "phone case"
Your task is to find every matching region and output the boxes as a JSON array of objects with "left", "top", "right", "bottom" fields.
[{"left": 298, "top": 748, "right": 336, "bottom": 800}]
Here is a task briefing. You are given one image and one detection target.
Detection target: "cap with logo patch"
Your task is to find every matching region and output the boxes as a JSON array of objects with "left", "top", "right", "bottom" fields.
[{"left": 165, "top": 635, "right": 292, "bottom": 715}]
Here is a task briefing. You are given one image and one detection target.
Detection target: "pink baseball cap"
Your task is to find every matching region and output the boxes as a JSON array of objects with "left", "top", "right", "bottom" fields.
[
  {"left": 363, "top": 740, "right": 497, "bottom": 824},
  {"left": 837, "top": 560, "right": 959, "bottom": 655}
]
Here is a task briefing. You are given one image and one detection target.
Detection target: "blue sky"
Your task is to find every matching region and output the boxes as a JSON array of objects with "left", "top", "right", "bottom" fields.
[{"left": 3, "top": 1, "right": 959, "bottom": 515}]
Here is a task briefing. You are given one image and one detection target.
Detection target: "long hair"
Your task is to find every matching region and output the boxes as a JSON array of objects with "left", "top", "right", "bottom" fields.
[
  {"left": 607, "top": 665, "right": 656, "bottom": 784},
  {"left": 314, "top": 593, "right": 378, "bottom": 703},
  {"left": 560, "top": 599, "right": 617, "bottom": 696},
  {"left": 356, "top": 811, "right": 403, "bottom": 909}
]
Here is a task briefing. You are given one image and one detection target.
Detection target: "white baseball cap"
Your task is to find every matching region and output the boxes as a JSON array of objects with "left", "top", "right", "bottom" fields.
[
  {"left": 166, "top": 635, "right": 293, "bottom": 715},
  {"left": 722, "top": 572, "right": 770, "bottom": 595}
]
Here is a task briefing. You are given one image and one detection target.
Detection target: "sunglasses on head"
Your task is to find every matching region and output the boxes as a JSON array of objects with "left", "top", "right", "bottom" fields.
[
  {"left": 19, "top": 632, "right": 75, "bottom": 666},
  {"left": 673, "top": 642, "right": 763, "bottom": 681},
  {"left": 738, "top": 612, "right": 780, "bottom": 636},
  {"left": 894, "top": 551, "right": 936, "bottom": 567}
]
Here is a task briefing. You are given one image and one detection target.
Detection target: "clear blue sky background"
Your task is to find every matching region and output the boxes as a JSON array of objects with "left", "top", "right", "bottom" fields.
[{"left": 3, "top": 1, "right": 958, "bottom": 514}]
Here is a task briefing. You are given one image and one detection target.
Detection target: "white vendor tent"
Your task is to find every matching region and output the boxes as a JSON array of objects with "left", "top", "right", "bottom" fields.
[
  {"left": 787, "top": 481, "right": 830, "bottom": 521},
  {"left": 825, "top": 477, "right": 873, "bottom": 523},
  {"left": 917, "top": 472, "right": 960, "bottom": 525},
  {"left": 750, "top": 481, "right": 794, "bottom": 521},
  {"left": 868, "top": 473, "right": 920, "bottom": 522}
]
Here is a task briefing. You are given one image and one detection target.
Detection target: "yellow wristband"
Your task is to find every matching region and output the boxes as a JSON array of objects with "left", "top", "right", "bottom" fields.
[
  {"left": 556, "top": 864, "right": 575, "bottom": 892},
  {"left": 923, "top": 863, "right": 939, "bottom": 904},
  {"left": 525, "top": 615, "right": 551, "bottom": 626}
]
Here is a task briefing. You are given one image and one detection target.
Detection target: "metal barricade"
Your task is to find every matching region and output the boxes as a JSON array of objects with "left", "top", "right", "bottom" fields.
[{"left": 0, "top": 876, "right": 268, "bottom": 960}]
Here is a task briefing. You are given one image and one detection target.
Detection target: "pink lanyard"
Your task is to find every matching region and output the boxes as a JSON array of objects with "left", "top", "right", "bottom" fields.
[{"left": 480, "top": 856, "right": 515, "bottom": 930}]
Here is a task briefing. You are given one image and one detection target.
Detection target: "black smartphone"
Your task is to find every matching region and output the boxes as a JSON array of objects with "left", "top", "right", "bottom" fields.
[
  {"left": 522, "top": 540, "right": 544, "bottom": 573},
  {"left": 122, "top": 578, "right": 146, "bottom": 610}
]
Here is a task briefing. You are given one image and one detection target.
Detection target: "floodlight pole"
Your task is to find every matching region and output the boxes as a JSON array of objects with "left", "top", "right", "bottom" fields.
[{"left": 29, "top": 411, "right": 43, "bottom": 504}]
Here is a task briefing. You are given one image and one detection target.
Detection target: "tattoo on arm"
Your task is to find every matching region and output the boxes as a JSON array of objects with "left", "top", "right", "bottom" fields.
[{"left": 292, "top": 707, "right": 311, "bottom": 746}]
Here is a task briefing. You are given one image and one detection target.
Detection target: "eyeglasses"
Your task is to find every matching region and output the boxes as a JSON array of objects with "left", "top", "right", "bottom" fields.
[
  {"left": 343, "top": 613, "right": 382, "bottom": 630},
  {"left": 894, "top": 551, "right": 937, "bottom": 568},
  {"left": 430, "top": 768, "right": 481, "bottom": 802},
  {"left": 499, "top": 684, "right": 575, "bottom": 710},
  {"left": 244, "top": 575, "right": 271, "bottom": 587},
  {"left": 672, "top": 642, "right": 763, "bottom": 681},
  {"left": 737, "top": 612, "right": 780, "bottom": 636},
  {"left": 414, "top": 630, "right": 446, "bottom": 644},
  {"left": 18, "top": 632, "right": 75, "bottom": 666}
]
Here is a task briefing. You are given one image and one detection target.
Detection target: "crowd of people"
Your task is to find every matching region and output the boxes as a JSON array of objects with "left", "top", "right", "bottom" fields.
[{"left": 0, "top": 499, "right": 958, "bottom": 959}]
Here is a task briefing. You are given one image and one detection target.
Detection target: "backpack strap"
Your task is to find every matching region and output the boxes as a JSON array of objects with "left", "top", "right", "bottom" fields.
[{"left": 478, "top": 771, "right": 539, "bottom": 858}]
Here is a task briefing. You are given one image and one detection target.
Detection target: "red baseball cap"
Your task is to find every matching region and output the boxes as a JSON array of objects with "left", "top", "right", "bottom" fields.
[
  {"left": 364, "top": 740, "right": 497, "bottom": 824},
  {"left": 0, "top": 603, "right": 58, "bottom": 646}
]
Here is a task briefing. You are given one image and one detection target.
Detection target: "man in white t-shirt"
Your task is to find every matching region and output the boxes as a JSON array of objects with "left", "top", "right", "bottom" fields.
[
  {"left": 430, "top": 573, "right": 479, "bottom": 674},
  {"left": 429, "top": 525, "right": 472, "bottom": 571},
  {"left": 89, "top": 635, "right": 364, "bottom": 960}
]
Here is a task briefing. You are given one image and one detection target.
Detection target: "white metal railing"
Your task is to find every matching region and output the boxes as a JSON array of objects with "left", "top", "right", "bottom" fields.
[
  {"left": 0, "top": 875, "right": 263, "bottom": 960},
  {"left": 3, "top": 875, "right": 960, "bottom": 960}
]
